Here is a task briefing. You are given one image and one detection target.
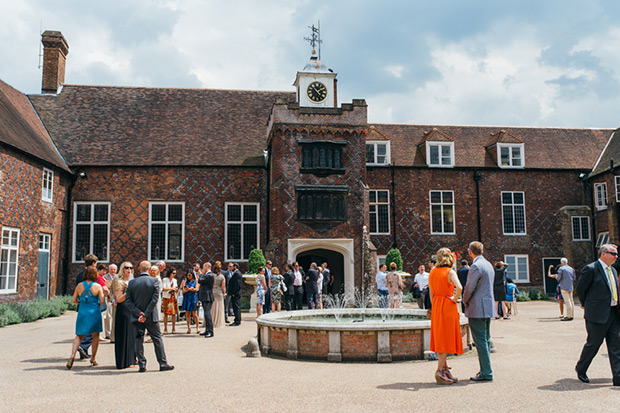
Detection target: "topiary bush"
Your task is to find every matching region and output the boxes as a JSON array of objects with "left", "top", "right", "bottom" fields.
[
  {"left": 385, "top": 248, "right": 403, "bottom": 271},
  {"left": 0, "top": 295, "right": 78, "bottom": 327},
  {"left": 528, "top": 288, "right": 546, "bottom": 301},
  {"left": 516, "top": 291, "right": 531, "bottom": 302},
  {"left": 247, "top": 248, "right": 267, "bottom": 274}
]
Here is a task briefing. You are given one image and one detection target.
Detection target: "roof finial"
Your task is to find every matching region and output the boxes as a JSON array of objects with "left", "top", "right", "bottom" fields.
[{"left": 304, "top": 21, "right": 322, "bottom": 59}]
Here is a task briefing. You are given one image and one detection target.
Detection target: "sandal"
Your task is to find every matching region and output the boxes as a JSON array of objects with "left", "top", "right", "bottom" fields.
[
  {"left": 90, "top": 359, "right": 98, "bottom": 367},
  {"left": 186, "top": 329, "right": 191, "bottom": 334},
  {"left": 443, "top": 367, "right": 458, "bottom": 383},
  {"left": 66, "top": 357, "right": 75, "bottom": 370},
  {"left": 435, "top": 369, "right": 454, "bottom": 385}
]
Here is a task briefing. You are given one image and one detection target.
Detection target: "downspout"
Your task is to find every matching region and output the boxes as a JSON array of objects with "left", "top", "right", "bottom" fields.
[
  {"left": 474, "top": 170, "right": 482, "bottom": 242},
  {"left": 61, "top": 171, "right": 78, "bottom": 295},
  {"left": 582, "top": 173, "right": 596, "bottom": 259},
  {"left": 391, "top": 164, "right": 397, "bottom": 248},
  {"left": 265, "top": 146, "right": 271, "bottom": 248}
]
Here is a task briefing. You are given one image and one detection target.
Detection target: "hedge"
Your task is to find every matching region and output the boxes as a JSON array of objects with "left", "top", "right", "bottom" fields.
[{"left": 0, "top": 295, "right": 77, "bottom": 327}]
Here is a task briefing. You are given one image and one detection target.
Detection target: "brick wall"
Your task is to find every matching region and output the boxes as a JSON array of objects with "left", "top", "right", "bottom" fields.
[
  {"left": 390, "top": 329, "right": 423, "bottom": 360},
  {"left": 269, "top": 327, "right": 288, "bottom": 355},
  {"left": 0, "top": 145, "right": 69, "bottom": 302},
  {"left": 298, "top": 329, "right": 329, "bottom": 358},
  {"left": 341, "top": 330, "right": 377, "bottom": 361}
]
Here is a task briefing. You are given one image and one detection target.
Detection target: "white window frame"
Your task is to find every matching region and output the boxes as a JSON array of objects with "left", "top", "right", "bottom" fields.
[
  {"left": 369, "top": 189, "right": 390, "bottom": 235},
  {"left": 501, "top": 191, "right": 527, "bottom": 235},
  {"left": 504, "top": 254, "right": 529, "bottom": 283},
  {"left": 571, "top": 216, "right": 590, "bottom": 241},
  {"left": 72, "top": 202, "right": 111, "bottom": 263},
  {"left": 0, "top": 227, "right": 20, "bottom": 294},
  {"left": 376, "top": 255, "right": 386, "bottom": 273},
  {"left": 594, "top": 182, "right": 608, "bottom": 210},
  {"left": 429, "top": 190, "right": 456, "bottom": 235},
  {"left": 148, "top": 202, "right": 185, "bottom": 263},
  {"left": 225, "top": 202, "right": 260, "bottom": 262},
  {"left": 42, "top": 168, "right": 54, "bottom": 203},
  {"left": 615, "top": 176, "right": 620, "bottom": 202},
  {"left": 426, "top": 141, "right": 455, "bottom": 168},
  {"left": 497, "top": 143, "right": 524, "bottom": 168},
  {"left": 596, "top": 231, "right": 610, "bottom": 248},
  {"left": 366, "top": 141, "right": 391, "bottom": 166}
]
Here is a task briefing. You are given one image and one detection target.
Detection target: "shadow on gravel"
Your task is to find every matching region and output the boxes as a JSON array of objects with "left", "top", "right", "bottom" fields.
[
  {"left": 538, "top": 378, "right": 612, "bottom": 391},
  {"left": 21, "top": 357, "right": 67, "bottom": 363},
  {"left": 52, "top": 339, "right": 74, "bottom": 344},
  {"left": 377, "top": 380, "right": 477, "bottom": 392}
]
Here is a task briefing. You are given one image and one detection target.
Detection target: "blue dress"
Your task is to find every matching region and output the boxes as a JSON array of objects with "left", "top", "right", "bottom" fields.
[
  {"left": 75, "top": 281, "right": 103, "bottom": 335},
  {"left": 182, "top": 279, "right": 198, "bottom": 311}
]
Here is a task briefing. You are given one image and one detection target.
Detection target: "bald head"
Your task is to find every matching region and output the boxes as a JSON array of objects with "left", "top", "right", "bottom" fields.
[{"left": 139, "top": 261, "right": 152, "bottom": 274}]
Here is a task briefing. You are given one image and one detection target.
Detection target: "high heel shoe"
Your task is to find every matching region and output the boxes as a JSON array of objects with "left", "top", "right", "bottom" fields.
[
  {"left": 443, "top": 367, "right": 458, "bottom": 383},
  {"left": 435, "top": 369, "right": 454, "bottom": 385},
  {"left": 66, "top": 357, "right": 75, "bottom": 370},
  {"left": 90, "top": 359, "right": 98, "bottom": 367}
]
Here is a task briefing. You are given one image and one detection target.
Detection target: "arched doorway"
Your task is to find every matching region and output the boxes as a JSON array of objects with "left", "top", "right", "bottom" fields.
[{"left": 296, "top": 249, "right": 344, "bottom": 295}]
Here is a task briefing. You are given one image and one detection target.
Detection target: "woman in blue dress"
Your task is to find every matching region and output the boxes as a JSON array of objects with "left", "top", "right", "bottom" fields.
[
  {"left": 67, "top": 267, "right": 104, "bottom": 369},
  {"left": 181, "top": 270, "right": 199, "bottom": 334},
  {"left": 256, "top": 267, "right": 267, "bottom": 316}
]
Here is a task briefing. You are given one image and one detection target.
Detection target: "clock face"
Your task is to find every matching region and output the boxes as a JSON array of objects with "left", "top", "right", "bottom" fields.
[{"left": 306, "top": 81, "right": 328, "bottom": 103}]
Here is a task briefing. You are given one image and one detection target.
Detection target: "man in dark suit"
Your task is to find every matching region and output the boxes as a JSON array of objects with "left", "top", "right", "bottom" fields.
[
  {"left": 227, "top": 263, "right": 243, "bottom": 326},
  {"left": 457, "top": 260, "right": 470, "bottom": 313},
  {"left": 575, "top": 244, "right": 620, "bottom": 385},
  {"left": 223, "top": 262, "right": 234, "bottom": 322},
  {"left": 283, "top": 263, "right": 295, "bottom": 311},
  {"left": 263, "top": 260, "right": 272, "bottom": 314},
  {"left": 125, "top": 260, "right": 174, "bottom": 372},
  {"left": 305, "top": 262, "right": 319, "bottom": 309},
  {"left": 198, "top": 262, "right": 215, "bottom": 338}
]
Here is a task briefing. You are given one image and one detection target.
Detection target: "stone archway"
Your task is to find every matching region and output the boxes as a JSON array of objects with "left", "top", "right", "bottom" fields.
[{"left": 288, "top": 239, "right": 355, "bottom": 297}]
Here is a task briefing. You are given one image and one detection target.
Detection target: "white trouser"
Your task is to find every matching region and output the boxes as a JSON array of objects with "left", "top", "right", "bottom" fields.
[{"left": 561, "top": 289, "right": 574, "bottom": 319}]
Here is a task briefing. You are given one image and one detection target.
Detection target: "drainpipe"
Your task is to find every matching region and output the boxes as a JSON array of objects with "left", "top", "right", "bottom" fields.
[
  {"left": 581, "top": 173, "right": 596, "bottom": 259},
  {"left": 473, "top": 170, "right": 482, "bottom": 242},
  {"left": 61, "top": 171, "right": 78, "bottom": 295},
  {"left": 391, "top": 164, "right": 397, "bottom": 248},
  {"left": 265, "top": 146, "right": 271, "bottom": 249}
]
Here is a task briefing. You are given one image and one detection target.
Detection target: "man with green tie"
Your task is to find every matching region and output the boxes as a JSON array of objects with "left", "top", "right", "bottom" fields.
[{"left": 575, "top": 243, "right": 620, "bottom": 386}]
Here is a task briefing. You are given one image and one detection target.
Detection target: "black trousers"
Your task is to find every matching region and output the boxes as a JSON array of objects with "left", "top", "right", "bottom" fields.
[
  {"left": 133, "top": 320, "right": 167, "bottom": 369},
  {"left": 263, "top": 288, "right": 271, "bottom": 313},
  {"left": 293, "top": 286, "right": 304, "bottom": 310},
  {"left": 224, "top": 295, "right": 233, "bottom": 318},
  {"left": 230, "top": 294, "right": 241, "bottom": 324},
  {"left": 576, "top": 306, "right": 620, "bottom": 384},
  {"left": 201, "top": 300, "right": 213, "bottom": 335},
  {"left": 284, "top": 294, "right": 294, "bottom": 311}
]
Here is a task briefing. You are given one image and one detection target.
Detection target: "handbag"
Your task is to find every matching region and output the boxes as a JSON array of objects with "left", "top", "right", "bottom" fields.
[
  {"left": 281, "top": 281, "right": 287, "bottom": 293},
  {"left": 99, "top": 300, "right": 107, "bottom": 312}
]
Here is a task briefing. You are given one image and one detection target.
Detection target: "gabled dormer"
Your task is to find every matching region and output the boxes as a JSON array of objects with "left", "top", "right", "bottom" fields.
[
  {"left": 486, "top": 130, "right": 524, "bottom": 169},
  {"left": 365, "top": 126, "right": 391, "bottom": 166},
  {"left": 418, "top": 128, "right": 455, "bottom": 168}
]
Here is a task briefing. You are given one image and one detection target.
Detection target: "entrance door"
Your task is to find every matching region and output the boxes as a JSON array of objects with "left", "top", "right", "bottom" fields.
[
  {"left": 37, "top": 234, "right": 51, "bottom": 299},
  {"left": 542, "top": 257, "right": 561, "bottom": 296},
  {"left": 296, "top": 249, "right": 345, "bottom": 295}
]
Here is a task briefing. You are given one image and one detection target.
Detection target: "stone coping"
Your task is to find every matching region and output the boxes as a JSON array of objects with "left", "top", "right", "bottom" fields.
[{"left": 256, "top": 308, "right": 468, "bottom": 331}]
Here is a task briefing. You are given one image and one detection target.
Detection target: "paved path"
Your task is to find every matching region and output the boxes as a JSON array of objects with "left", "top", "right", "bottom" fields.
[{"left": 0, "top": 301, "right": 618, "bottom": 412}]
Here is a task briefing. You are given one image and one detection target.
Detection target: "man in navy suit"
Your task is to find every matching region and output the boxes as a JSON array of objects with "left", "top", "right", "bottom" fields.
[
  {"left": 198, "top": 262, "right": 215, "bottom": 338},
  {"left": 126, "top": 260, "right": 174, "bottom": 372},
  {"left": 305, "top": 263, "right": 319, "bottom": 309},
  {"left": 575, "top": 244, "right": 620, "bottom": 385}
]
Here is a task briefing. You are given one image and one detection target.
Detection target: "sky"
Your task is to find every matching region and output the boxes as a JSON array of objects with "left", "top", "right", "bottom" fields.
[{"left": 2, "top": 0, "right": 620, "bottom": 128}]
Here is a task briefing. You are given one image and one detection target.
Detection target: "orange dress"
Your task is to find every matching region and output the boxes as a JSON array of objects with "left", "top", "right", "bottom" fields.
[{"left": 429, "top": 266, "right": 463, "bottom": 354}]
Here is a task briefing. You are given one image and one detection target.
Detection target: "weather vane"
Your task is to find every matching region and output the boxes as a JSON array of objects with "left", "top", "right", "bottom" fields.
[{"left": 304, "top": 21, "right": 322, "bottom": 59}]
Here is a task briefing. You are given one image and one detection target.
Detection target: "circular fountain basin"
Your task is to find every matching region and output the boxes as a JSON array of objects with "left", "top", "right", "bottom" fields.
[{"left": 256, "top": 308, "right": 469, "bottom": 362}]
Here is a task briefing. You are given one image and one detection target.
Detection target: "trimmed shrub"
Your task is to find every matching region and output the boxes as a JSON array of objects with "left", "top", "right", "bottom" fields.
[
  {"left": 528, "top": 288, "right": 546, "bottom": 301},
  {"left": 0, "top": 295, "right": 77, "bottom": 327},
  {"left": 402, "top": 291, "right": 414, "bottom": 303},
  {"left": 247, "top": 249, "right": 266, "bottom": 274},
  {"left": 385, "top": 248, "right": 403, "bottom": 271},
  {"left": 0, "top": 304, "right": 22, "bottom": 327},
  {"left": 516, "top": 291, "right": 531, "bottom": 302}
]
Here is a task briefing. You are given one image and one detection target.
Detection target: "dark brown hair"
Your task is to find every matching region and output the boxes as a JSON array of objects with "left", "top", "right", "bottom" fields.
[{"left": 84, "top": 267, "right": 98, "bottom": 282}]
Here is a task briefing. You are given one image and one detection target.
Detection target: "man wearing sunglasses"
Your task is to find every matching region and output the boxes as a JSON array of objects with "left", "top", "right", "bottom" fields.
[{"left": 575, "top": 244, "right": 620, "bottom": 386}]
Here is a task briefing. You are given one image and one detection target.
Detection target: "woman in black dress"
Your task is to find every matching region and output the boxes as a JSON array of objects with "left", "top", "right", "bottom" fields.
[
  {"left": 113, "top": 261, "right": 137, "bottom": 369},
  {"left": 493, "top": 261, "right": 508, "bottom": 319}
]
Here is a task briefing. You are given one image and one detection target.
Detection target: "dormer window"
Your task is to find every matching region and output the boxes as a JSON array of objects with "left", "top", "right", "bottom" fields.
[
  {"left": 366, "top": 141, "right": 390, "bottom": 166},
  {"left": 497, "top": 143, "right": 524, "bottom": 168},
  {"left": 426, "top": 142, "right": 454, "bottom": 168}
]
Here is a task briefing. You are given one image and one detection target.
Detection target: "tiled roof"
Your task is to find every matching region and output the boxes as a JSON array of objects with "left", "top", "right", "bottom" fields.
[
  {"left": 29, "top": 85, "right": 295, "bottom": 167},
  {"left": 369, "top": 123, "right": 612, "bottom": 169},
  {"left": 0, "top": 79, "right": 70, "bottom": 172},
  {"left": 590, "top": 128, "right": 620, "bottom": 177}
]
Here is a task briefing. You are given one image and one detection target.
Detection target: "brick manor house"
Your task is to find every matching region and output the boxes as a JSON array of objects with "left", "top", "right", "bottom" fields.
[{"left": 1, "top": 30, "right": 618, "bottom": 302}]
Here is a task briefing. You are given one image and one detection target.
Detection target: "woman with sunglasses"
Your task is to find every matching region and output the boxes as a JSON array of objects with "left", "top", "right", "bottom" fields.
[
  {"left": 112, "top": 261, "right": 137, "bottom": 369},
  {"left": 161, "top": 268, "right": 178, "bottom": 334}
]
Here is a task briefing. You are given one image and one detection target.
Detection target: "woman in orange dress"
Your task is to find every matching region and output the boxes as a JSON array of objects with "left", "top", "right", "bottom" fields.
[{"left": 429, "top": 247, "right": 463, "bottom": 384}]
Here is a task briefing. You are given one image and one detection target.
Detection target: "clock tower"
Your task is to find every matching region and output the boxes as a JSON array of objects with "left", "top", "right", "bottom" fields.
[{"left": 294, "top": 50, "right": 337, "bottom": 108}]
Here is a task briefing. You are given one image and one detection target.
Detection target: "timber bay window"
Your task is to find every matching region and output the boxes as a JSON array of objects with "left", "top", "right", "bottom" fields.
[
  {"left": 300, "top": 142, "right": 345, "bottom": 175},
  {"left": 149, "top": 202, "right": 185, "bottom": 262},
  {"left": 502, "top": 192, "right": 526, "bottom": 235},
  {"left": 504, "top": 254, "right": 529, "bottom": 283},
  {"left": 225, "top": 203, "right": 259, "bottom": 261},
  {"left": 594, "top": 182, "right": 607, "bottom": 210},
  {"left": 297, "top": 187, "right": 347, "bottom": 222},
  {"left": 369, "top": 189, "right": 390, "bottom": 234},
  {"left": 571, "top": 216, "right": 590, "bottom": 241},
  {"left": 426, "top": 142, "right": 454, "bottom": 167},
  {"left": 0, "top": 227, "right": 20, "bottom": 293},
  {"left": 366, "top": 141, "right": 390, "bottom": 166},
  {"left": 497, "top": 143, "right": 524, "bottom": 168},
  {"left": 73, "top": 202, "right": 110, "bottom": 262},
  {"left": 42, "top": 168, "right": 53, "bottom": 203},
  {"left": 429, "top": 190, "right": 455, "bottom": 234}
]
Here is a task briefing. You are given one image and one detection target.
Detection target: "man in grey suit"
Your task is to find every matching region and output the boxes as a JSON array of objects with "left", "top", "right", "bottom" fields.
[
  {"left": 198, "top": 262, "right": 215, "bottom": 338},
  {"left": 126, "top": 260, "right": 174, "bottom": 372},
  {"left": 575, "top": 243, "right": 620, "bottom": 385},
  {"left": 462, "top": 241, "right": 495, "bottom": 382}
]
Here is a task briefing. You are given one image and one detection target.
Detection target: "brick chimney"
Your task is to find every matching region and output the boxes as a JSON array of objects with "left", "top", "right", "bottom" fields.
[{"left": 41, "top": 30, "right": 69, "bottom": 94}]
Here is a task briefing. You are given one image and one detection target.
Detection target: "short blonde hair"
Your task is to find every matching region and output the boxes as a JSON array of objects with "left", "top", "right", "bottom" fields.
[{"left": 436, "top": 248, "right": 455, "bottom": 268}]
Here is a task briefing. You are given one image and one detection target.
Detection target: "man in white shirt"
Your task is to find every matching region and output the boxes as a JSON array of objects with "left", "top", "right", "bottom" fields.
[
  {"left": 376, "top": 264, "right": 388, "bottom": 308},
  {"left": 413, "top": 265, "right": 430, "bottom": 309}
]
